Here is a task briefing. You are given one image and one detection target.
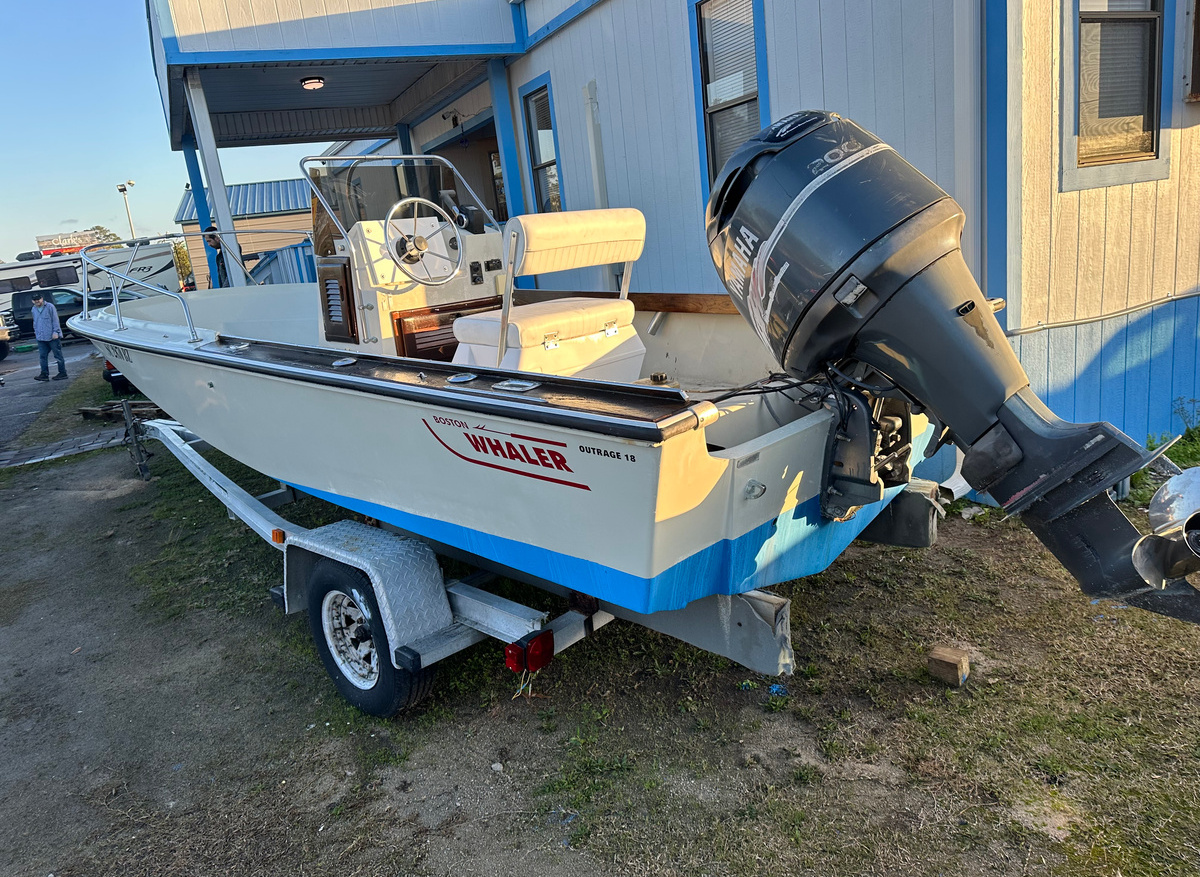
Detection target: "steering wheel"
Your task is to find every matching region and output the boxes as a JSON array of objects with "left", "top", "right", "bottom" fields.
[{"left": 383, "top": 197, "right": 465, "bottom": 287}]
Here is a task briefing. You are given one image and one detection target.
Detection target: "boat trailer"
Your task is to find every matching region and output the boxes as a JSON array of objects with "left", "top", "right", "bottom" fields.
[{"left": 130, "top": 417, "right": 797, "bottom": 715}]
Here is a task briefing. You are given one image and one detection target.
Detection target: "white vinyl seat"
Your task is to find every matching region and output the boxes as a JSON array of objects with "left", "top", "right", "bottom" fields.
[
  {"left": 453, "top": 295, "right": 644, "bottom": 380},
  {"left": 452, "top": 208, "right": 648, "bottom": 381}
]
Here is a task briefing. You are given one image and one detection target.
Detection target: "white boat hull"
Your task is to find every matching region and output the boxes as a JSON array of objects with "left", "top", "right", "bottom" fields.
[{"left": 73, "top": 292, "right": 921, "bottom": 614}]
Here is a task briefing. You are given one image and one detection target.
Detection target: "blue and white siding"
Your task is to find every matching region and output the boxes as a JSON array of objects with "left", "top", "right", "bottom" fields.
[
  {"left": 505, "top": 0, "right": 715, "bottom": 294},
  {"left": 154, "top": 0, "right": 517, "bottom": 55},
  {"left": 497, "top": 0, "right": 980, "bottom": 294},
  {"left": 1009, "top": 0, "right": 1200, "bottom": 443}
]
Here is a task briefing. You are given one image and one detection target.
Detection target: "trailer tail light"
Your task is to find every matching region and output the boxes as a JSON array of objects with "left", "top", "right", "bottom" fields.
[{"left": 505, "top": 629, "right": 555, "bottom": 673}]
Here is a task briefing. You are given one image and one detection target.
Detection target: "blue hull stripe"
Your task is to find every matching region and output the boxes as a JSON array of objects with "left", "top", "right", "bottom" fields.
[{"left": 286, "top": 480, "right": 905, "bottom": 615}]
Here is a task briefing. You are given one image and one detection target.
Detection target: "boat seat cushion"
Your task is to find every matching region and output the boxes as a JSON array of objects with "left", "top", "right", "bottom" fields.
[
  {"left": 453, "top": 297, "right": 635, "bottom": 349},
  {"left": 506, "top": 209, "right": 645, "bottom": 276}
]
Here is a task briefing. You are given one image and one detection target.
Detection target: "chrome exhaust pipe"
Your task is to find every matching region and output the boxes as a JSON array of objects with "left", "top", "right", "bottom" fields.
[{"left": 1132, "top": 469, "right": 1200, "bottom": 584}]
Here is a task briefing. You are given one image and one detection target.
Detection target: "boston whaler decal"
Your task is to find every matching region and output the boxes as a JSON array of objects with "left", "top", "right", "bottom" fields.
[{"left": 422, "top": 418, "right": 592, "bottom": 490}]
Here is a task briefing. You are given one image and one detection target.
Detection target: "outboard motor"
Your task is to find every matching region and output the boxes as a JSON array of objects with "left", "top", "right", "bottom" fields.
[{"left": 706, "top": 111, "right": 1200, "bottom": 620}]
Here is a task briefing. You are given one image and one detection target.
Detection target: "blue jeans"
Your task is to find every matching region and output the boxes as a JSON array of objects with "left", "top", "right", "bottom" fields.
[{"left": 37, "top": 338, "right": 66, "bottom": 376}]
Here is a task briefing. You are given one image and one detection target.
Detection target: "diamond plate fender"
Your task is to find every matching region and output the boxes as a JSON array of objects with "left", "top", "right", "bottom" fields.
[{"left": 284, "top": 521, "right": 451, "bottom": 667}]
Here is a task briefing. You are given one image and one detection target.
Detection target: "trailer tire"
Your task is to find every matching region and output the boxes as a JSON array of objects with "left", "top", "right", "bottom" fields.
[
  {"left": 0, "top": 341, "right": 8, "bottom": 361},
  {"left": 307, "top": 559, "right": 435, "bottom": 716}
]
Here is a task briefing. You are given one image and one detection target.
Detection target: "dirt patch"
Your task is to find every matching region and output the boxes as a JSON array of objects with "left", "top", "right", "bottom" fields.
[
  {"left": 3, "top": 448, "right": 1200, "bottom": 877},
  {"left": 0, "top": 578, "right": 39, "bottom": 626}
]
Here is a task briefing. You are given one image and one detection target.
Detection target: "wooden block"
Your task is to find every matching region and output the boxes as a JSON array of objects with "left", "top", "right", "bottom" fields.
[{"left": 928, "top": 645, "right": 970, "bottom": 687}]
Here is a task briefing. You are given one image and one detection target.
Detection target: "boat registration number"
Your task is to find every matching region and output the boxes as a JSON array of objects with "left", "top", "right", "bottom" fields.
[{"left": 100, "top": 343, "right": 132, "bottom": 364}]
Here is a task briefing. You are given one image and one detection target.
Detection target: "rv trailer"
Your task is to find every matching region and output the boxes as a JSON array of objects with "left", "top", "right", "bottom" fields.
[{"left": 0, "top": 243, "right": 180, "bottom": 324}]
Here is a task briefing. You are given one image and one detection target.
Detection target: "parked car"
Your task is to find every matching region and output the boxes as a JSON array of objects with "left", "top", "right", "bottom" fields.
[
  {"left": 12, "top": 288, "right": 146, "bottom": 338},
  {"left": 0, "top": 310, "right": 17, "bottom": 360},
  {"left": 86, "top": 287, "right": 152, "bottom": 307}
]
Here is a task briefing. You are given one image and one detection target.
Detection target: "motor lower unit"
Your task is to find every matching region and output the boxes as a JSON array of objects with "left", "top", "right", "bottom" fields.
[{"left": 705, "top": 110, "right": 1200, "bottom": 618}]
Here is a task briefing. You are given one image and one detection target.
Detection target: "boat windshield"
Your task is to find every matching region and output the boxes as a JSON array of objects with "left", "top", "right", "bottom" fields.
[{"left": 300, "top": 155, "right": 502, "bottom": 238}]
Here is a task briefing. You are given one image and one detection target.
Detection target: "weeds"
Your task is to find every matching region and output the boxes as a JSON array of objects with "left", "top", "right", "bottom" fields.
[{"left": 27, "top": 390, "right": 1197, "bottom": 877}]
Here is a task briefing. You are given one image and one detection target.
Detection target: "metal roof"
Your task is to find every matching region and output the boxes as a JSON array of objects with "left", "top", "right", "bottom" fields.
[{"left": 174, "top": 179, "right": 311, "bottom": 224}]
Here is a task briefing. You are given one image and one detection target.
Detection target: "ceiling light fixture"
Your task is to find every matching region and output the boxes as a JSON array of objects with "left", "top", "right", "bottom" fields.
[{"left": 300, "top": 76, "right": 325, "bottom": 90}]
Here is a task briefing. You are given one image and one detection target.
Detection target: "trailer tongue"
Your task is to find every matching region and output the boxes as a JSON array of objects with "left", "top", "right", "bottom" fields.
[{"left": 705, "top": 110, "right": 1200, "bottom": 621}]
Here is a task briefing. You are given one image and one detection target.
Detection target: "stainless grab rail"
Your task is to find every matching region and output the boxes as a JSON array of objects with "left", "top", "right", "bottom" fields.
[
  {"left": 299, "top": 154, "right": 502, "bottom": 241},
  {"left": 79, "top": 229, "right": 314, "bottom": 343}
]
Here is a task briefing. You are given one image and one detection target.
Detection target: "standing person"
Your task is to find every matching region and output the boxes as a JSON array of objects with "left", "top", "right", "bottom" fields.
[
  {"left": 203, "top": 226, "right": 230, "bottom": 288},
  {"left": 30, "top": 292, "right": 68, "bottom": 382}
]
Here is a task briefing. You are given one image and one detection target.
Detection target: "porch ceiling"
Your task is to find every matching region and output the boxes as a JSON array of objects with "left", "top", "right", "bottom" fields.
[
  {"left": 198, "top": 61, "right": 435, "bottom": 113},
  {"left": 168, "top": 58, "right": 488, "bottom": 149}
]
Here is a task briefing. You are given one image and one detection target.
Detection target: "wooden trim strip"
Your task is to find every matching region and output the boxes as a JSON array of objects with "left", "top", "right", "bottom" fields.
[{"left": 513, "top": 289, "right": 739, "bottom": 315}]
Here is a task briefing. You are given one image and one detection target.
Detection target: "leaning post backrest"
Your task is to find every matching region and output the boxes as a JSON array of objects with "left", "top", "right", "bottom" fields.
[{"left": 495, "top": 207, "right": 646, "bottom": 367}]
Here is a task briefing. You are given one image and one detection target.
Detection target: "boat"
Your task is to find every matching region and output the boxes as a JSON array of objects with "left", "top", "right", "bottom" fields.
[
  {"left": 70, "top": 112, "right": 1200, "bottom": 638},
  {"left": 70, "top": 162, "right": 932, "bottom": 617}
]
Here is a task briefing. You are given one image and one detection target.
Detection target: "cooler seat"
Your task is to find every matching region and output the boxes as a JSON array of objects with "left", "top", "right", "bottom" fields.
[
  {"left": 453, "top": 208, "right": 647, "bottom": 381},
  {"left": 452, "top": 296, "right": 644, "bottom": 381}
]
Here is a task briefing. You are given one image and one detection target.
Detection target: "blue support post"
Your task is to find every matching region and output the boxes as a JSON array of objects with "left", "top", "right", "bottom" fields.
[
  {"left": 181, "top": 133, "right": 221, "bottom": 287},
  {"left": 394, "top": 122, "right": 419, "bottom": 195},
  {"left": 396, "top": 122, "right": 413, "bottom": 153},
  {"left": 487, "top": 58, "right": 527, "bottom": 219}
]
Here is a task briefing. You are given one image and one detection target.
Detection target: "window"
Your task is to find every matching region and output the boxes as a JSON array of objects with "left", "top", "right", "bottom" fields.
[
  {"left": 0, "top": 277, "right": 32, "bottom": 293},
  {"left": 36, "top": 265, "right": 80, "bottom": 288},
  {"left": 1077, "top": 0, "right": 1163, "bottom": 166},
  {"left": 697, "top": 0, "right": 759, "bottom": 183},
  {"left": 1060, "top": 0, "right": 1172, "bottom": 190},
  {"left": 523, "top": 85, "right": 561, "bottom": 213}
]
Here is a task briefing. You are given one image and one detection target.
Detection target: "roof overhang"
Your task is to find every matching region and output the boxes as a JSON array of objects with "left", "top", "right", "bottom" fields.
[
  {"left": 147, "top": 0, "right": 612, "bottom": 152},
  {"left": 164, "top": 58, "right": 491, "bottom": 150}
]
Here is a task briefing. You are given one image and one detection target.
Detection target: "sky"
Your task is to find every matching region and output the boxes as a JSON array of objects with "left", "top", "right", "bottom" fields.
[{"left": 0, "top": 1, "right": 324, "bottom": 262}]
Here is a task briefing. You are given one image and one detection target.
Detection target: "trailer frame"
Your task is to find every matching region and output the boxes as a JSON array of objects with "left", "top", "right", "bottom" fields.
[{"left": 132, "top": 418, "right": 796, "bottom": 714}]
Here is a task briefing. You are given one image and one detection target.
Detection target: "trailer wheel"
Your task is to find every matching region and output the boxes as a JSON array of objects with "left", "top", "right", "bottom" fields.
[
  {"left": 0, "top": 340, "right": 8, "bottom": 361},
  {"left": 307, "top": 559, "right": 435, "bottom": 716}
]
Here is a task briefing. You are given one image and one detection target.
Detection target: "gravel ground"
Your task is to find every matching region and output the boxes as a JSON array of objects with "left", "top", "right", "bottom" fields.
[
  {"left": 0, "top": 451, "right": 615, "bottom": 877},
  {"left": 0, "top": 339, "right": 96, "bottom": 446}
]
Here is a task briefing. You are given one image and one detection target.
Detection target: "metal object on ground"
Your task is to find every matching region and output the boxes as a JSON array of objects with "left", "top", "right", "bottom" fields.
[{"left": 1131, "top": 468, "right": 1200, "bottom": 584}]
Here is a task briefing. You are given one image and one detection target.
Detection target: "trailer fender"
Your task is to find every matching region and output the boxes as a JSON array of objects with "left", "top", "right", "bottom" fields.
[{"left": 284, "top": 521, "right": 452, "bottom": 667}]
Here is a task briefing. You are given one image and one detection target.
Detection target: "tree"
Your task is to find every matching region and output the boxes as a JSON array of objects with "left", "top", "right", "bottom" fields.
[
  {"left": 88, "top": 225, "right": 121, "bottom": 242},
  {"left": 87, "top": 225, "right": 124, "bottom": 250},
  {"left": 172, "top": 240, "right": 192, "bottom": 286}
]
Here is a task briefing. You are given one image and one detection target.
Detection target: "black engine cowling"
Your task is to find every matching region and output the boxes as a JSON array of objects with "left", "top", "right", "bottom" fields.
[{"left": 704, "top": 111, "right": 1196, "bottom": 606}]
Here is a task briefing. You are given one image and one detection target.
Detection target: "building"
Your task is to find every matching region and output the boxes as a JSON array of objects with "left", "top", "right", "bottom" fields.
[
  {"left": 146, "top": 0, "right": 1200, "bottom": 458},
  {"left": 174, "top": 179, "right": 313, "bottom": 287}
]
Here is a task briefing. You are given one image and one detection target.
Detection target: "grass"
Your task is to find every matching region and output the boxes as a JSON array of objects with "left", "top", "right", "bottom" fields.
[
  {"left": 472, "top": 510, "right": 1200, "bottom": 875},
  {"left": 1129, "top": 399, "right": 1200, "bottom": 504},
  {"left": 130, "top": 446, "right": 348, "bottom": 620},
  {"left": 23, "top": 388, "right": 1197, "bottom": 876},
  {"left": 98, "top": 444, "right": 1200, "bottom": 876}
]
